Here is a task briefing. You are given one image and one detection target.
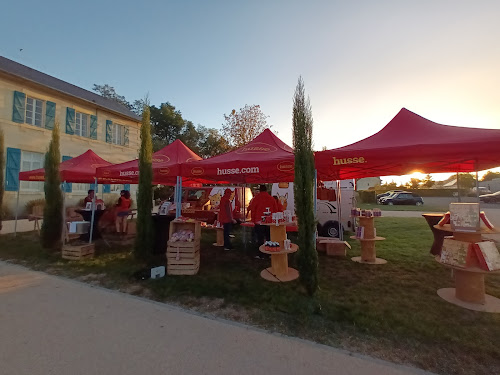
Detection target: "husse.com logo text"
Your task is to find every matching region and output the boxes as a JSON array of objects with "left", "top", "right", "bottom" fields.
[{"left": 332, "top": 156, "right": 366, "bottom": 165}]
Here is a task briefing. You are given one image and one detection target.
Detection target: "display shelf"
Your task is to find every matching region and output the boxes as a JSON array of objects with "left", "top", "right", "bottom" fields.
[
  {"left": 167, "top": 220, "right": 201, "bottom": 275},
  {"left": 433, "top": 225, "right": 500, "bottom": 313},
  {"left": 259, "top": 243, "right": 298, "bottom": 255},
  {"left": 351, "top": 216, "right": 386, "bottom": 264}
]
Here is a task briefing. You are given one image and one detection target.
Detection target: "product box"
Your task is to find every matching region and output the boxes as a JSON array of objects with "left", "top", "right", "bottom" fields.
[
  {"left": 440, "top": 237, "right": 476, "bottom": 268},
  {"left": 472, "top": 241, "right": 500, "bottom": 271},
  {"left": 449, "top": 203, "right": 480, "bottom": 232}
]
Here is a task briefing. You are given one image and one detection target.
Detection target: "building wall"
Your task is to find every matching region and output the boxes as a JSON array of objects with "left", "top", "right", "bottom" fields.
[{"left": 0, "top": 73, "right": 141, "bottom": 215}]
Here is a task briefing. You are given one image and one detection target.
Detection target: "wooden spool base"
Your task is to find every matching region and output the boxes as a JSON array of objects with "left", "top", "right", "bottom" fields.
[
  {"left": 437, "top": 288, "right": 500, "bottom": 313},
  {"left": 213, "top": 227, "right": 224, "bottom": 247},
  {"left": 260, "top": 267, "right": 299, "bottom": 282},
  {"left": 351, "top": 256, "right": 387, "bottom": 265}
]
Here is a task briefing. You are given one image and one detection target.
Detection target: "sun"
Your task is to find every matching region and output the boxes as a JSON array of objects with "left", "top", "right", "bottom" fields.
[{"left": 409, "top": 171, "right": 427, "bottom": 180}]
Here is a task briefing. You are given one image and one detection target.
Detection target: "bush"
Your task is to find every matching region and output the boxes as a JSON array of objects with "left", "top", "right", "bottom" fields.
[
  {"left": 357, "top": 190, "right": 376, "bottom": 204},
  {"left": 25, "top": 198, "right": 46, "bottom": 215},
  {"left": 1, "top": 205, "right": 13, "bottom": 220}
]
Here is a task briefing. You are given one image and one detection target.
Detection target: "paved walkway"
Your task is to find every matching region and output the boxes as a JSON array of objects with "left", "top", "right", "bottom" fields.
[{"left": 0, "top": 262, "right": 431, "bottom": 375}]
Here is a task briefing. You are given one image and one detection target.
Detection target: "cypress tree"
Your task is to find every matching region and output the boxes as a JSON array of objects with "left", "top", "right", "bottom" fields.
[
  {"left": 134, "top": 105, "right": 154, "bottom": 262},
  {"left": 0, "top": 130, "right": 4, "bottom": 231},
  {"left": 41, "top": 122, "right": 63, "bottom": 248},
  {"left": 293, "top": 77, "right": 318, "bottom": 295}
]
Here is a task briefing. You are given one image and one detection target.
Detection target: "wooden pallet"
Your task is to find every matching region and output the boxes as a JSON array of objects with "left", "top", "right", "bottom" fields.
[
  {"left": 62, "top": 243, "right": 95, "bottom": 260},
  {"left": 167, "top": 241, "right": 200, "bottom": 275}
]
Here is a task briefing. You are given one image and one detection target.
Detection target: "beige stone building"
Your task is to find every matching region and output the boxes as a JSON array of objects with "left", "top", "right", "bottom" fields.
[{"left": 0, "top": 56, "right": 141, "bottom": 215}]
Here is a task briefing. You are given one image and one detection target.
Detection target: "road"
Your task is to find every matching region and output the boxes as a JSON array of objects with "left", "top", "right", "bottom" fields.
[{"left": 0, "top": 262, "right": 432, "bottom": 375}]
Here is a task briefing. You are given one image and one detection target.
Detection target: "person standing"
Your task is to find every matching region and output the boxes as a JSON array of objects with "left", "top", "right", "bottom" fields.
[
  {"left": 219, "top": 188, "right": 236, "bottom": 250},
  {"left": 247, "top": 185, "right": 278, "bottom": 258},
  {"left": 116, "top": 190, "right": 131, "bottom": 235}
]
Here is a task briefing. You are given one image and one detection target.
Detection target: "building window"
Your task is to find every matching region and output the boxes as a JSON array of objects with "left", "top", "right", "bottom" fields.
[
  {"left": 20, "top": 151, "right": 44, "bottom": 192},
  {"left": 75, "top": 112, "right": 89, "bottom": 137},
  {"left": 25, "top": 97, "right": 44, "bottom": 127},
  {"left": 112, "top": 123, "right": 127, "bottom": 145}
]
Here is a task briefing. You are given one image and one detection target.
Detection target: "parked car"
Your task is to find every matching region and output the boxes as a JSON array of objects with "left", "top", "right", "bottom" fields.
[
  {"left": 479, "top": 191, "right": 500, "bottom": 203},
  {"left": 381, "top": 192, "right": 424, "bottom": 206},
  {"left": 468, "top": 187, "right": 492, "bottom": 197},
  {"left": 376, "top": 190, "right": 405, "bottom": 204}
]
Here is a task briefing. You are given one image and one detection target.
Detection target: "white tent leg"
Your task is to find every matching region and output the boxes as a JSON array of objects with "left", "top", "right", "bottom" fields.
[
  {"left": 62, "top": 182, "right": 66, "bottom": 245},
  {"left": 14, "top": 189, "right": 20, "bottom": 237},
  {"left": 476, "top": 170, "right": 479, "bottom": 202},
  {"left": 89, "top": 177, "right": 97, "bottom": 243}
]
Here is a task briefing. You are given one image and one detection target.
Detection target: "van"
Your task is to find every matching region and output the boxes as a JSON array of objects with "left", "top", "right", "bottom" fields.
[{"left": 272, "top": 180, "right": 355, "bottom": 238}]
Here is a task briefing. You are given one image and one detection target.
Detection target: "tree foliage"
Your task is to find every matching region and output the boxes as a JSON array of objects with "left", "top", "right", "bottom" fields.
[
  {"left": 457, "top": 173, "right": 476, "bottom": 190},
  {"left": 41, "top": 122, "right": 63, "bottom": 249},
  {"left": 135, "top": 106, "right": 154, "bottom": 262},
  {"left": 222, "top": 104, "right": 270, "bottom": 148},
  {"left": 422, "top": 174, "right": 435, "bottom": 188},
  {"left": 0, "top": 130, "right": 4, "bottom": 231},
  {"left": 292, "top": 77, "right": 318, "bottom": 296},
  {"left": 481, "top": 171, "right": 500, "bottom": 182}
]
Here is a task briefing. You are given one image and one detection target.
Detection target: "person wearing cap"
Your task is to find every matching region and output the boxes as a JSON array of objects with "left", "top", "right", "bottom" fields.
[
  {"left": 219, "top": 188, "right": 236, "bottom": 250},
  {"left": 246, "top": 185, "right": 278, "bottom": 258}
]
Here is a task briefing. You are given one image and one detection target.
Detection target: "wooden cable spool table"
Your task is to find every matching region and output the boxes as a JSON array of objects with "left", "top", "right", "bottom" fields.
[
  {"left": 205, "top": 226, "right": 224, "bottom": 247},
  {"left": 350, "top": 216, "right": 386, "bottom": 264},
  {"left": 258, "top": 222, "right": 299, "bottom": 282},
  {"left": 433, "top": 224, "right": 500, "bottom": 313}
]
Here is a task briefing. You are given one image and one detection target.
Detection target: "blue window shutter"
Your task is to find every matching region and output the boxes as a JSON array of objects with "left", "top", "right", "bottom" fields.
[
  {"left": 106, "top": 120, "right": 112, "bottom": 143},
  {"left": 123, "top": 126, "right": 129, "bottom": 146},
  {"left": 45, "top": 101, "right": 56, "bottom": 130},
  {"left": 103, "top": 184, "right": 111, "bottom": 193},
  {"left": 66, "top": 107, "right": 75, "bottom": 135},
  {"left": 5, "top": 148, "right": 21, "bottom": 191},
  {"left": 90, "top": 183, "right": 99, "bottom": 193},
  {"left": 62, "top": 156, "right": 72, "bottom": 192},
  {"left": 90, "top": 115, "right": 98, "bottom": 140},
  {"left": 12, "top": 91, "right": 26, "bottom": 123},
  {"left": 123, "top": 184, "right": 130, "bottom": 191}
]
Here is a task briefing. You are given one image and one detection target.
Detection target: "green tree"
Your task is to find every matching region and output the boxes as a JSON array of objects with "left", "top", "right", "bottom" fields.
[
  {"left": 41, "top": 122, "right": 63, "bottom": 249},
  {"left": 292, "top": 77, "right": 318, "bottom": 296},
  {"left": 0, "top": 130, "right": 4, "bottom": 231},
  {"left": 422, "top": 174, "right": 435, "bottom": 188},
  {"left": 134, "top": 105, "right": 154, "bottom": 262},
  {"left": 409, "top": 178, "right": 421, "bottom": 189},
  {"left": 150, "top": 103, "right": 185, "bottom": 151},
  {"left": 457, "top": 173, "right": 476, "bottom": 190},
  {"left": 481, "top": 171, "right": 500, "bottom": 182},
  {"left": 222, "top": 104, "right": 270, "bottom": 148},
  {"left": 198, "top": 127, "right": 231, "bottom": 158},
  {"left": 92, "top": 84, "right": 132, "bottom": 109}
]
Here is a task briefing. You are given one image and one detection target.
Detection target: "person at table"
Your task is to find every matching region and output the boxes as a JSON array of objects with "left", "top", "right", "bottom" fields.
[
  {"left": 197, "top": 191, "right": 210, "bottom": 210},
  {"left": 115, "top": 190, "right": 132, "bottom": 235},
  {"left": 83, "top": 189, "right": 103, "bottom": 208},
  {"left": 219, "top": 189, "right": 236, "bottom": 251},
  {"left": 247, "top": 185, "right": 278, "bottom": 257}
]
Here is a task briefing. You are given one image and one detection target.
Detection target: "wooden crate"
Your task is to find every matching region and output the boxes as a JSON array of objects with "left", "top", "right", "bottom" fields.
[
  {"left": 62, "top": 243, "right": 95, "bottom": 260},
  {"left": 169, "top": 220, "right": 201, "bottom": 242},
  {"left": 167, "top": 241, "right": 200, "bottom": 275}
]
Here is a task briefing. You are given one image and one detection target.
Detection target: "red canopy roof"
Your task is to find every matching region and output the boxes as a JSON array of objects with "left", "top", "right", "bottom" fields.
[
  {"left": 181, "top": 129, "right": 295, "bottom": 183},
  {"left": 315, "top": 108, "right": 500, "bottom": 180},
  {"left": 19, "top": 149, "right": 111, "bottom": 183},
  {"left": 96, "top": 139, "right": 202, "bottom": 184}
]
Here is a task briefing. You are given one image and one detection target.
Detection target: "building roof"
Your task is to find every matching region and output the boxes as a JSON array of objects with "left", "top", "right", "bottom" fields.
[{"left": 0, "top": 56, "right": 141, "bottom": 122}]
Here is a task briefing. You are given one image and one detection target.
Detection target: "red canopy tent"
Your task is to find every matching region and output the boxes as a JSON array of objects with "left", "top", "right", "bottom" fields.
[
  {"left": 181, "top": 129, "right": 295, "bottom": 183},
  {"left": 96, "top": 139, "right": 203, "bottom": 185},
  {"left": 315, "top": 108, "right": 500, "bottom": 180},
  {"left": 19, "top": 149, "right": 111, "bottom": 183}
]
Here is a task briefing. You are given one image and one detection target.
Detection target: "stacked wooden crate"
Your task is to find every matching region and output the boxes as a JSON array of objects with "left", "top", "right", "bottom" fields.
[
  {"left": 62, "top": 243, "right": 95, "bottom": 260},
  {"left": 167, "top": 220, "right": 201, "bottom": 275}
]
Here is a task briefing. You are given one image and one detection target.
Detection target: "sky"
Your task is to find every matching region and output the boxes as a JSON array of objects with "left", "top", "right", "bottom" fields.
[{"left": 2, "top": 0, "right": 500, "bottom": 184}]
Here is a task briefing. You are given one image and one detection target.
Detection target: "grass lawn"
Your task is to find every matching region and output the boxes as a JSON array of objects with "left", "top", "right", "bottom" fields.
[
  {"left": 1, "top": 217, "right": 499, "bottom": 375},
  {"left": 359, "top": 202, "right": 449, "bottom": 212}
]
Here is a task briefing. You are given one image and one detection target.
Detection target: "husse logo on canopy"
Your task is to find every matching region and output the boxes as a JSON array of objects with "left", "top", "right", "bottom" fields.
[
  {"left": 191, "top": 167, "right": 205, "bottom": 175},
  {"left": 277, "top": 161, "right": 293, "bottom": 172},
  {"left": 332, "top": 156, "right": 366, "bottom": 165},
  {"left": 235, "top": 142, "right": 277, "bottom": 154},
  {"left": 158, "top": 168, "right": 170, "bottom": 175},
  {"left": 152, "top": 155, "right": 170, "bottom": 163}
]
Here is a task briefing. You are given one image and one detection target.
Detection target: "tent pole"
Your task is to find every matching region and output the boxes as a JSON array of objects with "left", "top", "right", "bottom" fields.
[
  {"left": 337, "top": 179, "right": 343, "bottom": 241},
  {"left": 476, "top": 170, "right": 479, "bottom": 202},
  {"left": 14, "top": 188, "right": 20, "bottom": 237},
  {"left": 62, "top": 181, "right": 66, "bottom": 245},
  {"left": 89, "top": 177, "right": 97, "bottom": 244},
  {"left": 314, "top": 170, "right": 317, "bottom": 246}
]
